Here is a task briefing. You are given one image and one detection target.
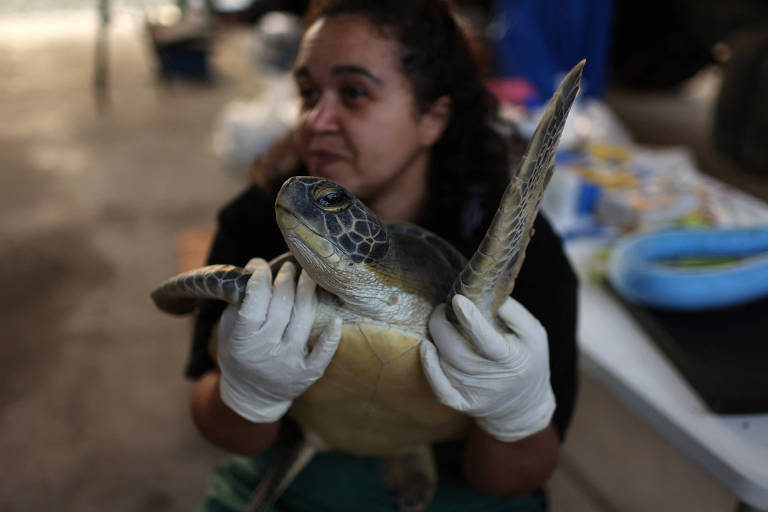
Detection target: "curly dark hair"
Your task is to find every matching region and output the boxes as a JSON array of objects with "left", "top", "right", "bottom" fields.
[{"left": 253, "top": 0, "right": 517, "bottom": 256}]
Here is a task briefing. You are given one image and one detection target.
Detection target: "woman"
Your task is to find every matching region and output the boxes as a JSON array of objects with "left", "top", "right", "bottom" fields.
[{"left": 188, "top": 1, "right": 578, "bottom": 510}]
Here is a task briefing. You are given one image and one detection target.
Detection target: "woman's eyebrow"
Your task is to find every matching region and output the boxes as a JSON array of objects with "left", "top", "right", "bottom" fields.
[
  {"left": 292, "top": 65, "right": 382, "bottom": 85},
  {"left": 331, "top": 65, "right": 382, "bottom": 84}
]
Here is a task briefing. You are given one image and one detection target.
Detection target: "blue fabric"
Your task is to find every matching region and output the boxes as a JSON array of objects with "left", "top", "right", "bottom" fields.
[
  {"left": 491, "top": 0, "right": 613, "bottom": 99},
  {"left": 198, "top": 450, "right": 547, "bottom": 512}
]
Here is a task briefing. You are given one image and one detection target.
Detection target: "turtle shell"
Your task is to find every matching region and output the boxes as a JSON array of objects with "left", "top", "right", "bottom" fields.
[
  {"left": 288, "top": 323, "right": 471, "bottom": 456},
  {"left": 284, "top": 223, "right": 472, "bottom": 457}
]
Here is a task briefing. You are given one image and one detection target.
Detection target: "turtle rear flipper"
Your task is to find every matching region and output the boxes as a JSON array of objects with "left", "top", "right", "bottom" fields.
[
  {"left": 244, "top": 433, "right": 318, "bottom": 512},
  {"left": 382, "top": 445, "right": 437, "bottom": 512}
]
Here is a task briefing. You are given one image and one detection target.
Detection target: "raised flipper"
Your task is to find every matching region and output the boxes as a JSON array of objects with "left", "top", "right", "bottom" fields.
[{"left": 448, "top": 60, "right": 585, "bottom": 322}]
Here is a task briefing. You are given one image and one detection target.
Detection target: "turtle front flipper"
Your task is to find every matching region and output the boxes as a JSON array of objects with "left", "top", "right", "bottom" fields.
[
  {"left": 448, "top": 60, "right": 584, "bottom": 322},
  {"left": 149, "top": 255, "right": 301, "bottom": 316},
  {"left": 382, "top": 445, "right": 437, "bottom": 512},
  {"left": 150, "top": 264, "right": 251, "bottom": 315}
]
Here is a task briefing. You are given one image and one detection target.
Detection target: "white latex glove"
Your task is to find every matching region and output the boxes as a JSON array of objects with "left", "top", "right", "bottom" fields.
[
  {"left": 217, "top": 258, "right": 342, "bottom": 423},
  {"left": 420, "top": 294, "right": 555, "bottom": 442}
]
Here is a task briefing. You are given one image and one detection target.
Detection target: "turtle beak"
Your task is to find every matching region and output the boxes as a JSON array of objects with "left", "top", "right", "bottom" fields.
[
  {"left": 275, "top": 176, "right": 327, "bottom": 237},
  {"left": 275, "top": 204, "right": 299, "bottom": 232},
  {"left": 275, "top": 176, "right": 302, "bottom": 214},
  {"left": 276, "top": 176, "right": 322, "bottom": 214}
]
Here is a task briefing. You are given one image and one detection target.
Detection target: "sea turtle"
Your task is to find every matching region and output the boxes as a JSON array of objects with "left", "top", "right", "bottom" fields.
[{"left": 151, "top": 60, "right": 584, "bottom": 511}]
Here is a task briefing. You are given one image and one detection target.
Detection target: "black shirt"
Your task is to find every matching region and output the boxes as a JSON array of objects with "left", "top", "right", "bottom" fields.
[{"left": 187, "top": 183, "right": 579, "bottom": 440}]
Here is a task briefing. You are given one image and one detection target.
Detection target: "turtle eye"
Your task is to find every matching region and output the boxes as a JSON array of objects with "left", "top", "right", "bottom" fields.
[{"left": 312, "top": 184, "right": 351, "bottom": 211}]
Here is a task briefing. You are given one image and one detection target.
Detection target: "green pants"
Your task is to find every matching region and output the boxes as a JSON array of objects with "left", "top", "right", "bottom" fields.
[{"left": 197, "top": 449, "right": 547, "bottom": 512}]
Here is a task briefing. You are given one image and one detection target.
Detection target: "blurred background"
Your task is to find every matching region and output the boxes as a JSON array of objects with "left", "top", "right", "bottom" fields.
[{"left": 1, "top": 1, "right": 767, "bottom": 510}]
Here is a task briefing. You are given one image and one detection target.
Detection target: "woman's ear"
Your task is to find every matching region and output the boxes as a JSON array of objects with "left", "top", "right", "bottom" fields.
[{"left": 419, "top": 95, "right": 453, "bottom": 147}]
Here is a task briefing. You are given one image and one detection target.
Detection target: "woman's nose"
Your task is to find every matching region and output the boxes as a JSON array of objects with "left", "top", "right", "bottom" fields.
[{"left": 304, "top": 96, "right": 340, "bottom": 134}]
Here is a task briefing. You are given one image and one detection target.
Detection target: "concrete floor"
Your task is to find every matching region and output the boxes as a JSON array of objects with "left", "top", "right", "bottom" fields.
[{"left": 1, "top": 10, "right": 762, "bottom": 512}]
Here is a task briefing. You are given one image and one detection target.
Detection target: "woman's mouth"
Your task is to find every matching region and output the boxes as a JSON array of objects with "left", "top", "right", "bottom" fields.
[{"left": 307, "top": 150, "right": 344, "bottom": 170}]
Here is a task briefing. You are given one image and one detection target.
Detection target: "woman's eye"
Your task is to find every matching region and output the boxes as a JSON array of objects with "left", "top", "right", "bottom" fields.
[
  {"left": 298, "top": 87, "right": 319, "bottom": 106},
  {"left": 341, "top": 85, "right": 367, "bottom": 102}
]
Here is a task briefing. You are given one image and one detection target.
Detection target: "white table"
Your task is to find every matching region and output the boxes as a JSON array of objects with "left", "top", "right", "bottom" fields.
[{"left": 565, "top": 238, "right": 768, "bottom": 511}]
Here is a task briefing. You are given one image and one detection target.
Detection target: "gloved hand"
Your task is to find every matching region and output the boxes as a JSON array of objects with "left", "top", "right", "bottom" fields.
[
  {"left": 217, "top": 258, "right": 342, "bottom": 423},
  {"left": 420, "top": 294, "right": 555, "bottom": 442}
]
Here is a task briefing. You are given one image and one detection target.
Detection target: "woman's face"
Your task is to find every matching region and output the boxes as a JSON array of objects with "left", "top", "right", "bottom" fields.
[{"left": 292, "top": 15, "right": 448, "bottom": 204}]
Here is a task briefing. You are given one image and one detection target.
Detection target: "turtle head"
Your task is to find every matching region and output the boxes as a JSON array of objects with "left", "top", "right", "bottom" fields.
[{"left": 275, "top": 176, "right": 392, "bottom": 299}]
